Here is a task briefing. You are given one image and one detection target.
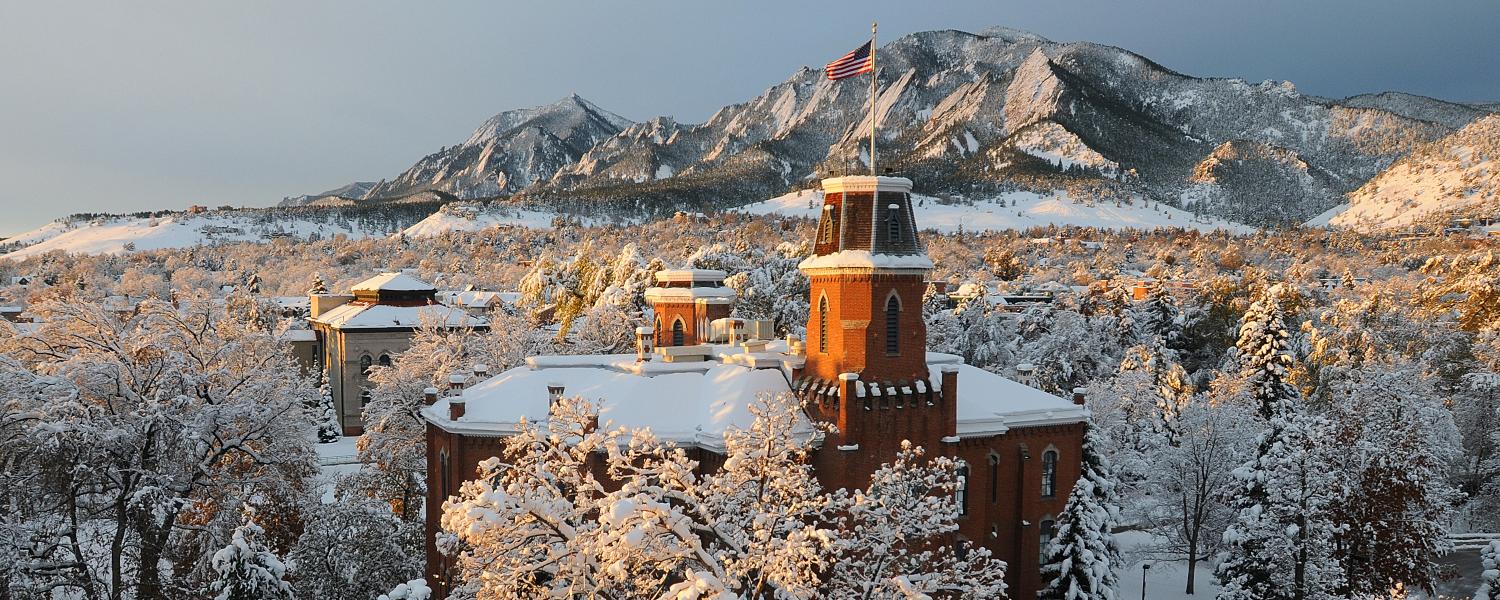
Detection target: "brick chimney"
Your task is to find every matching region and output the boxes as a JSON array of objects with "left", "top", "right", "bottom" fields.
[
  {"left": 1072, "top": 387, "right": 1087, "bottom": 406},
  {"left": 448, "top": 374, "right": 467, "bottom": 395},
  {"left": 635, "top": 326, "right": 654, "bottom": 362},
  {"left": 423, "top": 387, "right": 439, "bottom": 406},
  {"left": 448, "top": 397, "right": 466, "bottom": 421},
  {"left": 547, "top": 382, "right": 566, "bottom": 409}
]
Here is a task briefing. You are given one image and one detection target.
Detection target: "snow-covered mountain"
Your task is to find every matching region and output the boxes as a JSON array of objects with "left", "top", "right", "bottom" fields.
[
  {"left": 352, "top": 95, "right": 632, "bottom": 201},
  {"left": 280, "top": 181, "right": 379, "bottom": 206},
  {"left": 1314, "top": 115, "right": 1500, "bottom": 230},
  {"left": 304, "top": 26, "right": 1493, "bottom": 230}
]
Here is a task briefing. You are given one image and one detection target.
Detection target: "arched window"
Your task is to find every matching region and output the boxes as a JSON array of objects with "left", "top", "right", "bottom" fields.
[
  {"left": 378, "top": 354, "right": 392, "bottom": 368},
  {"left": 1041, "top": 450, "right": 1058, "bottom": 498},
  {"left": 956, "top": 464, "right": 970, "bottom": 516},
  {"left": 358, "top": 355, "right": 372, "bottom": 376},
  {"left": 1040, "top": 518, "right": 1057, "bottom": 557},
  {"left": 655, "top": 317, "right": 664, "bottom": 345},
  {"left": 671, "top": 318, "right": 685, "bottom": 347},
  {"left": 885, "top": 294, "right": 901, "bottom": 355},
  {"left": 818, "top": 296, "right": 829, "bottom": 354},
  {"left": 359, "top": 390, "right": 371, "bottom": 406}
]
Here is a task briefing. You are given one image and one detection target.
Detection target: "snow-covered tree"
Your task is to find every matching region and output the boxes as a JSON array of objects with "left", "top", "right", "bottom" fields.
[
  {"left": 315, "top": 370, "right": 341, "bottom": 443},
  {"left": 0, "top": 296, "right": 317, "bottom": 598},
  {"left": 309, "top": 273, "right": 329, "bottom": 295},
  {"left": 290, "top": 499, "right": 421, "bottom": 600},
  {"left": 439, "top": 393, "right": 1006, "bottom": 599},
  {"left": 1477, "top": 540, "right": 1500, "bottom": 600},
  {"left": 1215, "top": 408, "right": 1343, "bottom": 600},
  {"left": 1324, "top": 364, "right": 1459, "bottom": 597},
  {"left": 1039, "top": 424, "right": 1121, "bottom": 600},
  {"left": 377, "top": 579, "right": 432, "bottom": 600},
  {"left": 209, "top": 512, "right": 297, "bottom": 600},
  {"left": 1142, "top": 399, "right": 1255, "bottom": 594},
  {"left": 1235, "top": 283, "right": 1301, "bottom": 419},
  {"left": 724, "top": 242, "right": 811, "bottom": 337}
]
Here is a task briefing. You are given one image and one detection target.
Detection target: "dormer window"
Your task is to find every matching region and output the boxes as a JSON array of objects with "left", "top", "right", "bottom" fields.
[
  {"left": 887, "top": 203, "right": 903, "bottom": 242},
  {"left": 820, "top": 206, "right": 837, "bottom": 245}
]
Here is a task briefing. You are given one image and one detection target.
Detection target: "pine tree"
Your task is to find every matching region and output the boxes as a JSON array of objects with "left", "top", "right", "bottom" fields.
[
  {"left": 1477, "top": 541, "right": 1500, "bottom": 600},
  {"left": 1215, "top": 407, "right": 1343, "bottom": 600},
  {"left": 309, "top": 273, "right": 328, "bottom": 295},
  {"left": 209, "top": 513, "right": 297, "bottom": 600},
  {"left": 315, "top": 370, "right": 340, "bottom": 443},
  {"left": 1040, "top": 424, "right": 1122, "bottom": 600},
  {"left": 1236, "top": 284, "right": 1300, "bottom": 419}
]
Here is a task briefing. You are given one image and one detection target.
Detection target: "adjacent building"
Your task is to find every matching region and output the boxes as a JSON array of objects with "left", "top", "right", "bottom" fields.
[
  {"left": 420, "top": 176, "right": 1089, "bottom": 598},
  {"left": 310, "top": 272, "right": 486, "bottom": 435}
]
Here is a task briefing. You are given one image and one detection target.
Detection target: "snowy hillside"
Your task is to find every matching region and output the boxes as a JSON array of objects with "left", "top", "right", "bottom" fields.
[
  {"left": 400, "top": 203, "right": 604, "bottom": 237},
  {"left": 1320, "top": 115, "right": 1500, "bottom": 230},
  {"left": 1, "top": 213, "right": 393, "bottom": 260},
  {"left": 739, "top": 189, "right": 1251, "bottom": 234}
]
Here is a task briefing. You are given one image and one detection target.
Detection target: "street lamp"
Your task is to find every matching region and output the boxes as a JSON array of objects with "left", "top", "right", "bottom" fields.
[{"left": 1142, "top": 563, "right": 1152, "bottom": 600}]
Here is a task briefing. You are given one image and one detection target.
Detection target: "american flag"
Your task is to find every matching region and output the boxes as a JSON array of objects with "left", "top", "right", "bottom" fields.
[{"left": 825, "top": 40, "right": 873, "bottom": 80}]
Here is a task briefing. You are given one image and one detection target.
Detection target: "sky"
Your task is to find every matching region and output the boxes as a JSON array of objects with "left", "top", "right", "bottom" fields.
[{"left": 2, "top": 0, "right": 1497, "bottom": 236}]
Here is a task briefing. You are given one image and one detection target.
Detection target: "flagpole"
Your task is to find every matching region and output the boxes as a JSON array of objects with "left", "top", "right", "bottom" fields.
[{"left": 869, "top": 21, "right": 877, "bottom": 177}]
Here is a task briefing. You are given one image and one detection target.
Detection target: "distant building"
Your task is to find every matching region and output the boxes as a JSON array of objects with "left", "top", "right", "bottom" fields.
[
  {"left": 310, "top": 272, "right": 487, "bottom": 435},
  {"left": 420, "top": 177, "right": 1087, "bottom": 598}
]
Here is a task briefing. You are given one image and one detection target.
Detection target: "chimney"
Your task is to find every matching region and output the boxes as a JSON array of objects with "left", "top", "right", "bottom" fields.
[
  {"left": 472, "top": 364, "right": 489, "bottom": 382},
  {"left": 448, "top": 374, "right": 468, "bottom": 395},
  {"left": 1072, "top": 387, "right": 1087, "bottom": 406},
  {"left": 547, "top": 382, "right": 566, "bottom": 408},
  {"left": 635, "top": 326, "right": 654, "bottom": 362},
  {"left": 940, "top": 366, "right": 958, "bottom": 407},
  {"left": 448, "top": 397, "right": 466, "bottom": 421},
  {"left": 423, "top": 387, "right": 439, "bottom": 406}
]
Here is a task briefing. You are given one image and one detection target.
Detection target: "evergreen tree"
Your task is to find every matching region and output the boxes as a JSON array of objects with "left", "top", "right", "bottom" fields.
[
  {"left": 1236, "top": 284, "right": 1299, "bottom": 419},
  {"left": 1215, "top": 408, "right": 1343, "bottom": 600},
  {"left": 309, "top": 273, "right": 328, "bottom": 295},
  {"left": 315, "top": 370, "right": 340, "bottom": 443},
  {"left": 209, "top": 513, "right": 297, "bottom": 600},
  {"left": 1040, "top": 424, "right": 1122, "bottom": 600}
]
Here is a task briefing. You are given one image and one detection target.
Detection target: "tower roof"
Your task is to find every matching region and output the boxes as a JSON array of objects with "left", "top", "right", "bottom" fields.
[
  {"left": 802, "top": 175, "right": 930, "bottom": 272},
  {"left": 351, "top": 272, "right": 435, "bottom": 293}
]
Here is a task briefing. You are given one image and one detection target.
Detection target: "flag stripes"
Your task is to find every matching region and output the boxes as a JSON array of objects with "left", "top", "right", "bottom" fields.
[{"left": 825, "top": 41, "right": 873, "bottom": 80}]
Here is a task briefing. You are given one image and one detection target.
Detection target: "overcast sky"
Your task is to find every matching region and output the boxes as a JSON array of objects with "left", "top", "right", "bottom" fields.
[{"left": 2, "top": 0, "right": 1496, "bottom": 236}]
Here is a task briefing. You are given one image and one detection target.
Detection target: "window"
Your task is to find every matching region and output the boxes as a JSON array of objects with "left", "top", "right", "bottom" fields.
[
  {"left": 378, "top": 354, "right": 392, "bottom": 368},
  {"left": 887, "top": 205, "right": 903, "bottom": 242},
  {"left": 989, "top": 456, "right": 999, "bottom": 503},
  {"left": 358, "top": 355, "right": 372, "bottom": 376},
  {"left": 671, "top": 319, "right": 685, "bottom": 346},
  {"left": 818, "top": 297, "right": 829, "bottom": 354},
  {"left": 1040, "top": 519, "right": 1057, "bottom": 557},
  {"left": 360, "top": 390, "right": 371, "bottom": 406},
  {"left": 956, "top": 464, "right": 970, "bottom": 516},
  {"left": 820, "top": 207, "right": 837, "bottom": 244},
  {"left": 885, "top": 294, "right": 901, "bottom": 355},
  {"left": 1041, "top": 450, "right": 1058, "bottom": 498}
]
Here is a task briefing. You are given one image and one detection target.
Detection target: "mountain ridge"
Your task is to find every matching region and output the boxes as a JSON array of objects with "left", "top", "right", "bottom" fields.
[{"left": 298, "top": 26, "right": 1493, "bottom": 229}]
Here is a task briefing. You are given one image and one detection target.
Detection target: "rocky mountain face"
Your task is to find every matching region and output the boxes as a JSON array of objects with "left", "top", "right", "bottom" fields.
[
  {"left": 305, "top": 27, "right": 1494, "bottom": 228},
  {"left": 1323, "top": 114, "right": 1500, "bottom": 230}
]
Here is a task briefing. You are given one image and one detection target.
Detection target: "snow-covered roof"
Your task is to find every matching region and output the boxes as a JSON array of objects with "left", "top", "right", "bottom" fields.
[
  {"left": 312, "top": 302, "right": 483, "bottom": 330},
  {"left": 422, "top": 342, "right": 1086, "bottom": 449},
  {"left": 654, "top": 269, "right": 728, "bottom": 283},
  {"left": 278, "top": 329, "right": 317, "bottom": 342},
  {"left": 351, "top": 272, "right": 435, "bottom": 293},
  {"left": 797, "top": 250, "right": 935, "bottom": 272}
]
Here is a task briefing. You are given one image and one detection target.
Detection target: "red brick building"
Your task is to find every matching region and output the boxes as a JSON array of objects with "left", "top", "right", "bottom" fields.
[{"left": 421, "top": 176, "right": 1088, "bottom": 598}]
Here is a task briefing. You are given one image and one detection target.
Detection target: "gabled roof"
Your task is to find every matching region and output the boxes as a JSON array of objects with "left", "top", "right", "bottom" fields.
[{"left": 351, "top": 272, "right": 435, "bottom": 293}]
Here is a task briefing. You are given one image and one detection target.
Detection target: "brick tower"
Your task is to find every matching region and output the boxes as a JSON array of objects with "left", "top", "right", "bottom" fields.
[{"left": 797, "top": 176, "right": 956, "bottom": 489}]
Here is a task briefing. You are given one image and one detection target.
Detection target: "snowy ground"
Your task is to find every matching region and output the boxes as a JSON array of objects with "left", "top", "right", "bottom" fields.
[
  {"left": 312, "top": 436, "right": 360, "bottom": 502},
  {"left": 1, "top": 213, "right": 390, "bottom": 260},
  {"left": 1115, "top": 530, "right": 1487, "bottom": 600},
  {"left": 739, "top": 190, "right": 1253, "bottom": 234}
]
